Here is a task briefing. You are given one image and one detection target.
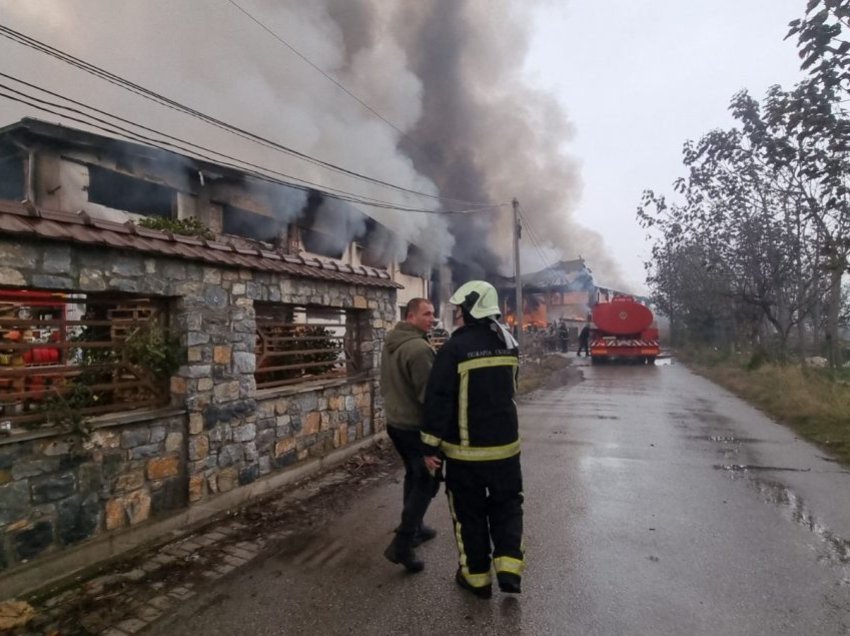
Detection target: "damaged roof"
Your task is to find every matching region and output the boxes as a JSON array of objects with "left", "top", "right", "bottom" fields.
[
  {"left": 501, "top": 259, "right": 593, "bottom": 290},
  {"left": 0, "top": 200, "right": 401, "bottom": 288},
  {"left": 0, "top": 118, "right": 256, "bottom": 184}
]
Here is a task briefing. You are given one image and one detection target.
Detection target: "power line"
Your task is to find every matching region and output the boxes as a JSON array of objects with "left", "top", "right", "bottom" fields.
[
  {"left": 223, "top": 0, "right": 431, "bottom": 168},
  {"left": 518, "top": 209, "right": 550, "bottom": 266},
  {"left": 0, "top": 23, "right": 496, "bottom": 209},
  {"left": 518, "top": 207, "right": 561, "bottom": 286},
  {"left": 0, "top": 73, "right": 469, "bottom": 213},
  {"left": 222, "top": 1, "right": 511, "bottom": 220},
  {"left": 0, "top": 84, "right": 506, "bottom": 215}
]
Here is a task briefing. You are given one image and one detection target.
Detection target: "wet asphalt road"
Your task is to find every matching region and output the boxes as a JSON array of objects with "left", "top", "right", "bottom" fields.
[{"left": 152, "top": 358, "right": 850, "bottom": 635}]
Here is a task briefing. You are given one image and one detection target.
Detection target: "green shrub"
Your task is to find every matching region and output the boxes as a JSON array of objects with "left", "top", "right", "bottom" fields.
[{"left": 137, "top": 216, "right": 215, "bottom": 240}]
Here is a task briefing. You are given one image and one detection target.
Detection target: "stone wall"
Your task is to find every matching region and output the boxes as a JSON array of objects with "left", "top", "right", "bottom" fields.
[
  {"left": 194, "top": 380, "right": 375, "bottom": 502},
  {"left": 0, "top": 414, "right": 186, "bottom": 570},
  {"left": 0, "top": 236, "right": 395, "bottom": 574}
]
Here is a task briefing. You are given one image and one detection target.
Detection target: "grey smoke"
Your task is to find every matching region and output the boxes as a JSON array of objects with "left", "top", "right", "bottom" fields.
[
  {"left": 0, "top": 0, "right": 625, "bottom": 287},
  {"left": 328, "top": 0, "right": 625, "bottom": 285}
]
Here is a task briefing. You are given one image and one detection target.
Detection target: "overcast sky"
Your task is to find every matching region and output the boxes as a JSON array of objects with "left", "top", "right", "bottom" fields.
[
  {"left": 525, "top": 0, "right": 807, "bottom": 290},
  {"left": 0, "top": 1, "right": 811, "bottom": 293}
]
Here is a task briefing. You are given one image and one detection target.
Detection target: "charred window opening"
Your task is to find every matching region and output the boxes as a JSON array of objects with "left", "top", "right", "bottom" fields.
[
  {"left": 298, "top": 191, "right": 366, "bottom": 260},
  {"left": 0, "top": 144, "right": 25, "bottom": 201},
  {"left": 359, "top": 219, "right": 395, "bottom": 270},
  {"left": 300, "top": 227, "right": 344, "bottom": 259},
  {"left": 222, "top": 205, "right": 282, "bottom": 242},
  {"left": 400, "top": 244, "right": 429, "bottom": 277},
  {"left": 88, "top": 165, "right": 174, "bottom": 217}
]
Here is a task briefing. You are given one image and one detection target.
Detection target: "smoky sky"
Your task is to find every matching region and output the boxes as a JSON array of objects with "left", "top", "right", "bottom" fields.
[
  {"left": 0, "top": 0, "right": 626, "bottom": 287},
  {"left": 331, "top": 0, "right": 625, "bottom": 284}
]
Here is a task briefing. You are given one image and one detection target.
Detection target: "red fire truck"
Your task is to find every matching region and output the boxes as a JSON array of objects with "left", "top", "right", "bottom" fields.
[{"left": 589, "top": 296, "right": 660, "bottom": 364}]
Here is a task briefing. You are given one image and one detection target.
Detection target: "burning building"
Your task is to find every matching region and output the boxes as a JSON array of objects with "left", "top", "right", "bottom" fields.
[
  {"left": 0, "top": 118, "right": 432, "bottom": 309},
  {"left": 499, "top": 258, "right": 633, "bottom": 334},
  {"left": 0, "top": 117, "right": 446, "bottom": 586}
]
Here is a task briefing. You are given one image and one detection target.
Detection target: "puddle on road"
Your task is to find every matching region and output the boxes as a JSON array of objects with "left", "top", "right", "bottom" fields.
[
  {"left": 748, "top": 477, "right": 850, "bottom": 569},
  {"left": 548, "top": 431, "right": 593, "bottom": 446},
  {"left": 713, "top": 464, "right": 812, "bottom": 473},
  {"left": 685, "top": 434, "right": 766, "bottom": 444}
]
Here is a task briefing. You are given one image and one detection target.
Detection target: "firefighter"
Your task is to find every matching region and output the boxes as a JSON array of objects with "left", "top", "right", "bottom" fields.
[
  {"left": 421, "top": 280, "right": 524, "bottom": 599},
  {"left": 557, "top": 319, "right": 570, "bottom": 353},
  {"left": 577, "top": 319, "right": 591, "bottom": 357}
]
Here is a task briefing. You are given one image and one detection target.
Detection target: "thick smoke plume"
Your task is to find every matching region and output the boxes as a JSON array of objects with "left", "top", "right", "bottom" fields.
[{"left": 0, "top": 0, "right": 624, "bottom": 286}]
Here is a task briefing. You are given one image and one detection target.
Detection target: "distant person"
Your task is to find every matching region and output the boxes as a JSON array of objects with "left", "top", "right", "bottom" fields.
[
  {"left": 380, "top": 298, "right": 438, "bottom": 573},
  {"left": 557, "top": 320, "right": 569, "bottom": 353},
  {"left": 577, "top": 321, "right": 591, "bottom": 357},
  {"left": 430, "top": 320, "right": 450, "bottom": 349}
]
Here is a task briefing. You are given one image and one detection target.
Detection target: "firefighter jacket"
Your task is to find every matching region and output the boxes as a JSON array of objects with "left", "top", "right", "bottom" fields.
[{"left": 420, "top": 321, "right": 520, "bottom": 462}]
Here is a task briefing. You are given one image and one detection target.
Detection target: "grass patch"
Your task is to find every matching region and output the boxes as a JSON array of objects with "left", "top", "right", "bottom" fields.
[
  {"left": 685, "top": 353, "right": 850, "bottom": 466},
  {"left": 518, "top": 355, "right": 571, "bottom": 395}
]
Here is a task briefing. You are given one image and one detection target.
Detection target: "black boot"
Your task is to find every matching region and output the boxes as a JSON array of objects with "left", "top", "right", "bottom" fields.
[
  {"left": 383, "top": 536, "right": 424, "bottom": 573},
  {"left": 497, "top": 572, "right": 522, "bottom": 594},
  {"left": 455, "top": 569, "right": 492, "bottom": 599},
  {"left": 412, "top": 525, "right": 437, "bottom": 547}
]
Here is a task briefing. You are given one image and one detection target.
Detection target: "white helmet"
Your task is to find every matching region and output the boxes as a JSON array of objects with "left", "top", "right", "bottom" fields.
[{"left": 449, "top": 280, "right": 501, "bottom": 320}]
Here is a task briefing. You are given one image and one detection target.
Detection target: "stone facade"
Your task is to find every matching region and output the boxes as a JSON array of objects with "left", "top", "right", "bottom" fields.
[
  {"left": 0, "top": 414, "right": 186, "bottom": 567},
  {"left": 0, "top": 236, "right": 395, "bottom": 573}
]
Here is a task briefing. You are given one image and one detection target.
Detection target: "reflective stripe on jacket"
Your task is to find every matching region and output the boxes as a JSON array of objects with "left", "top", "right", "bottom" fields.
[{"left": 421, "top": 321, "right": 520, "bottom": 462}]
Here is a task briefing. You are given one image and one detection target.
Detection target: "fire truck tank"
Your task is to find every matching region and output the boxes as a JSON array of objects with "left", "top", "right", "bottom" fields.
[{"left": 591, "top": 297, "right": 653, "bottom": 336}]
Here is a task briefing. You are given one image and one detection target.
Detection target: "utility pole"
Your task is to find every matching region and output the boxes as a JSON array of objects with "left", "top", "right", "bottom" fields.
[{"left": 512, "top": 198, "right": 523, "bottom": 348}]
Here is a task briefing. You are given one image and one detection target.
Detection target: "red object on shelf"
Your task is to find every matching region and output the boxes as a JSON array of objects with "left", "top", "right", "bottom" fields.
[
  {"left": 0, "top": 289, "right": 67, "bottom": 308},
  {"left": 23, "top": 348, "right": 61, "bottom": 364}
]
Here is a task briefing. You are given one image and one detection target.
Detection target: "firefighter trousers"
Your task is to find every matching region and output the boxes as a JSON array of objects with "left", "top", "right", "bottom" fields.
[{"left": 445, "top": 455, "right": 524, "bottom": 589}]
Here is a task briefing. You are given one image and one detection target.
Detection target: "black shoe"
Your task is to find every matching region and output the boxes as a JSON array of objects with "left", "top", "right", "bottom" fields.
[
  {"left": 455, "top": 569, "right": 492, "bottom": 599},
  {"left": 497, "top": 573, "right": 522, "bottom": 594},
  {"left": 412, "top": 525, "right": 437, "bottom": 547},
  {"left": 384, "top": 539, "right": 424, "bottom": 573}
]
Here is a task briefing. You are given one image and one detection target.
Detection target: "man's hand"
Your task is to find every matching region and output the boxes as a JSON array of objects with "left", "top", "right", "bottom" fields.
[{"left": 424, "top": 455, "right": 442, "bottom": 473}]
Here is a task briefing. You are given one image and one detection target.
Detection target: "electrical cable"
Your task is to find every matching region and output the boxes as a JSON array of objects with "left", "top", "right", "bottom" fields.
[
  {"left": 515, "top": 208, "right": 552, "bottom": 296},
  {"left": 0, "top": 23, "right": 497, "bottom": 209},
  {"left": 223, "top": 0, "right": 417, "bottom": 147},
  {"left": 518, "top": 207, "right": 561, "bottom": 286},
  {"left": 518, "top": 209, "right": 553, "bottom": 268},
  {"left": 0, "top": 85, "right": 507, "bottom": 215},
  {"left": 0, "top": 74, "right": 468, "bottom": 213},
  {"left": 219, "top": 1, "right": 514, "bottom": 220}
]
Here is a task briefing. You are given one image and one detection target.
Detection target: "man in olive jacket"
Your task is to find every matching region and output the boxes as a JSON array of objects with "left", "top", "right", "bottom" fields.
[{"left": 380, "top": 297, "right": 437, "bottom": 573}]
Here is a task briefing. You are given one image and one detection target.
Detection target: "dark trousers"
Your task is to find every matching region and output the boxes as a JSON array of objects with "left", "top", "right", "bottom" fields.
[
  {"left": 387, "top": 425, "right": 434, "bottom": 544},
  {"left": 577, "top": 338, "right": 589, "bottom": 356},
  {"left": 446, "top": 455, "right": 524, "bottom": 587}
]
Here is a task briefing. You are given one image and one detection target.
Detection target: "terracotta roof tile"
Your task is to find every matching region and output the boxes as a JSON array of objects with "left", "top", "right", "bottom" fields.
[
  {"left": 0, "top": 212, "right": 32, "bottom": 234},
  {"left": 0, "top": 202, "right": 400, "bottom": 288}
]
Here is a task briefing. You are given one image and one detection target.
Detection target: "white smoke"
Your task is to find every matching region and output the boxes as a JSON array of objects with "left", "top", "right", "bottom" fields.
[{"left": 0, "top": 0, "right": 624, "bottom": 285}]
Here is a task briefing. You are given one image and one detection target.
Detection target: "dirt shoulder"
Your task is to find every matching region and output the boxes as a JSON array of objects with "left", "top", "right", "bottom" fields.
[
  {"left": 517, "top": 354, "right": 582, "bottom": 396},
  {"left": 683, "top": 355, "right": 850, "bottom": 468}
]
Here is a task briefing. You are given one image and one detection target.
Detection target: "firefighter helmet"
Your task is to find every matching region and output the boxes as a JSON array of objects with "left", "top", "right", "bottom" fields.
[{"left": 449, "top": 280, "right": 501, "bottom": 319}]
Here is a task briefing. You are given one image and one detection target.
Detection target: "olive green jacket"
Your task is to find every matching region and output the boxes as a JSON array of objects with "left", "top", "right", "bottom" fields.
[{"left": 380, "top": 322, "right": 435, "bottom": 430}]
